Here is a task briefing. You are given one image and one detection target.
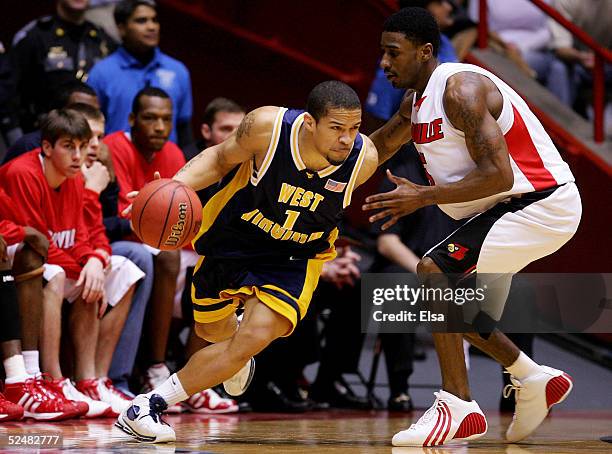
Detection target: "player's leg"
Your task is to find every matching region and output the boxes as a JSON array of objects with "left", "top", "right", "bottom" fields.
[{"left": 116, "top": 297, "right": 289, "bottom": 442}]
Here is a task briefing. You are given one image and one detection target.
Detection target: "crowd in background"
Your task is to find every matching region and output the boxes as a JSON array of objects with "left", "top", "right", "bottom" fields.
[{"left": 0, "top": 0, "right": 609, "bottom": 422}]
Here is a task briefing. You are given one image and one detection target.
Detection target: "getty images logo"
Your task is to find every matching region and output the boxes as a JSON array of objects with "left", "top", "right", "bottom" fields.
[{"left": 164, "top": 202, "right": 188, "bottom": 247}]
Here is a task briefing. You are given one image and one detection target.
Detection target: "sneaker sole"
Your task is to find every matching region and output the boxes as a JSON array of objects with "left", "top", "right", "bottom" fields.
[
  {"left": 115, "top": 415, "right": 162, "bottom": 443},
  {"left": 224, "top": 358, "right": 255, "bottom": 397},
  {"left": 24, "top": 411, "right": 73, "bottom": 421}
]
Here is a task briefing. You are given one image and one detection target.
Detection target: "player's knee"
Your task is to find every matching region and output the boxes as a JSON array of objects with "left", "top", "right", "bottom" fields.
[
  {"left": 417, "top": 257, "right": 441, "bottom": 279},
  {"left": 13, "top": 243, "right": 44, "bottom": 274},
  {"left": 45, "top": 271, "right": 65, "bottom": 293},
  {"left": 231, "top": 325, "right": 278, "bottom": 362},
  {"left": 194, "top": 321, "right": 232, "bottom": 343},
  {"left": 155, "top": 250, "right": 181, "bottom": 277}
]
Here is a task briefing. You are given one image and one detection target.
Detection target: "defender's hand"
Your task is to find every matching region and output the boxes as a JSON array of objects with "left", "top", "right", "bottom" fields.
[{"left": 363, "top": 169, "right": 427, "bottom": 230}]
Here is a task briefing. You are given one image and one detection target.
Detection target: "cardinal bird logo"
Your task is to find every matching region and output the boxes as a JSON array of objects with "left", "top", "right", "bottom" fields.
[{"left": 447, "top": 243, "right": 469, "bottom": 260}]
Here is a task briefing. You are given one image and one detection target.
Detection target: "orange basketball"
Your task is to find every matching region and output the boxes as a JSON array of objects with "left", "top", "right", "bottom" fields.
[{"left": 131, "top": 179, "right": 203, "bottom": 250}]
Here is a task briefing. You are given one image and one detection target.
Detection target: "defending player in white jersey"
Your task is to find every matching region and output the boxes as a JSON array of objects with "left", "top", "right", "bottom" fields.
[{"left": 364, "top": 8, "right": 581, "bottom": 447}]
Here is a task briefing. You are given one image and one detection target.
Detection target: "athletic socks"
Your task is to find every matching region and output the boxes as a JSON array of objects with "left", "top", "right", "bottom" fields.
[
  {"left": 506, "top": 351, "right": 542, "bottom": 380},
  {"left": 146, "top": 373, "right": 189, "bottom": 407},
  {"left": 23, "top": 350, "right": 41, "bottom": 376},
  {"left": 3, "top": 354, "right": 29, "bottom": 384}
]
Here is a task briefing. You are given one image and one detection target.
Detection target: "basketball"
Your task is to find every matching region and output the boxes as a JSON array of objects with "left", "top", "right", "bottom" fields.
[{"left": 131, "top": 178, "right": 203, "bottom": 250}]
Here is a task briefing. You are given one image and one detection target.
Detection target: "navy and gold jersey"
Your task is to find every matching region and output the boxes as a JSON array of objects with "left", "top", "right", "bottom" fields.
[{"left": 193, "top": 108, "right": 368, "bottom": 261}]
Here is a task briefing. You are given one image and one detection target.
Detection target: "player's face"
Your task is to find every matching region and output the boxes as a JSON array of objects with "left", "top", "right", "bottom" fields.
[
  {"left": 121, "top": 5, "right": 160, "bottom": 51},
  {"left": 85, "top": 119, "right": 105, "bottom": 166},
  {"left": 43, "top": 135, "right": 88, "bottom": 178},
  {"left": 380, "top": 32, "right": 431, "bottom": 90},
  {"left": 310, "top": 108, "right": 362, "bottom": 166},
  {"left": 202, "top": 111, "right": 245, "bottom": 146},
  {"left": 131, "top": 96, "right": 173, "bottom": 151}
]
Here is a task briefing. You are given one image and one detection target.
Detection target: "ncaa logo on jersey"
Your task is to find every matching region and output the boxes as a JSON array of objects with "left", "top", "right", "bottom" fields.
[{"left": 447, "top": 243, "right": 469, "bottom": 260}]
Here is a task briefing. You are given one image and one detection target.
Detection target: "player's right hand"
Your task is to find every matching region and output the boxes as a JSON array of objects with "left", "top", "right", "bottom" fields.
[
  {"left": 121, "top": 171, "right": 161, "bottom": 217},
  {"left": 77, "top": 257, "right": 105, "bottom": 304},
  {"left": 23, "top": 226, "right": 49, "bottom": 260}
]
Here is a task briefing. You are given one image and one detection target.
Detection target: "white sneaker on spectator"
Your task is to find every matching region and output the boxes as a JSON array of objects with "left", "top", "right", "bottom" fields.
[
  {"left": 183, "top": 388, "right": 239, "bottom": 414},
  {"left": 56, "top": 378, "right": 113, "bottom": 418},
  {"left": 142, "top": 364, "right": 183, "bottom": 413}
]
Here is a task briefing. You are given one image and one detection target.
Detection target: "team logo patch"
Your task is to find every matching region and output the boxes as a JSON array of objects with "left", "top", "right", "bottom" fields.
[
  {"left": 447, "top": 243, "right": 469, "bottom": 260},
  {"left": 324, "top": 179, "right": 347, "bottom": 192}
]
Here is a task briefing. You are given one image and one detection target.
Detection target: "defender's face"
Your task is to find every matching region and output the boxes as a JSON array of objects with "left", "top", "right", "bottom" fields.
[
  {"left": 310, "top": 108, "right": 362, "bottom": 166},
  {"left": 43, "top": 135, "right": 88, "bottom": 178},
  {"left": 131, "top": 95, "right": 173, "bottom": 151},
  {"left": 380, "top": 32, "right": 426, "bottom": 90},
  {"left": 85, "top": 118, "right": 105, "bottom": 166}
]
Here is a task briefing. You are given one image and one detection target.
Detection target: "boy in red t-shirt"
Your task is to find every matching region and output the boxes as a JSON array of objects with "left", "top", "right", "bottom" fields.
[{"left": 1, "top": 109, "right": 144, "bottom": 418}]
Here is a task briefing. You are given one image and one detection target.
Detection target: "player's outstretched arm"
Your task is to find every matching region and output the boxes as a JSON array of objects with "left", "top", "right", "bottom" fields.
[
  {"left": 173, "top": 106, "right": 278, "bottom": 191},
  {"left": 369, "top": 90, "right": 414, "bottom": 166}
]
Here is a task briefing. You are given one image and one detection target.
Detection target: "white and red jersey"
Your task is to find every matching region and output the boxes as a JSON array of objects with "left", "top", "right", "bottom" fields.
[{"left": 411, "top": 63, "right": 574, "bottom": 220}]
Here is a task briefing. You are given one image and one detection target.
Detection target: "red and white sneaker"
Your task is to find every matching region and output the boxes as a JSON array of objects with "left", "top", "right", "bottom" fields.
[
  {"left": 46, "top": 378, "right": 89, "bottom": 418},
  {"left": 183, "top": 388, "right": 239, "bottom": 414},
  {"left": 142, "top": 364, "right": 183, "bottom": 414},
  {"left": 392, "top": 390, "right": 487, "bottom": 447},
  {"left": 76, "top": 378, "right": 126, "bottom": 417},
  {"left": 3, "top": 376, "right": 79, "bottom": 421},
  {"left": 51, "top": 377, "right": 111, "bottom": 419},
  {"left": 505, "top": 365, "right": 573, "bottom": 442},
  {"left": 0, "top": 392, "right": 23, "bottom": 421}
]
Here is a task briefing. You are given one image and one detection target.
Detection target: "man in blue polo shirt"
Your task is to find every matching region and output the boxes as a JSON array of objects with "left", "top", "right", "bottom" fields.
[{"left": 87, "top": 0, "right": 193, "bottom": 148}]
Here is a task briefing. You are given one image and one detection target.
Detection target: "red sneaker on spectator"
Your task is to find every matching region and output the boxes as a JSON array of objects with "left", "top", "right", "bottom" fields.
[
  {"left": 3, "top": 376, "right": 79, "bottom": 421},
  {"left": 49, "top": 377, "right": 111, "bottom": 419},
  {"left": 183, "top": 388, "right": 239, "bottom": 414},
  {"left": 0, "top": 392, "right": 24, "bottom": 421},
  {"left": 76, "top": 378, "right": 128, "bottom": 417}
]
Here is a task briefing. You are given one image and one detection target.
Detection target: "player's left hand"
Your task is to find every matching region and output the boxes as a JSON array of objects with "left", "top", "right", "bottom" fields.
[{"left": 362, "top": 169, "right": 427, "bottom": 230}]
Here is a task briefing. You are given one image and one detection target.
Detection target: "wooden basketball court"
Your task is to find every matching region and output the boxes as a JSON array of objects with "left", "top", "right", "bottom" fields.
[{"left": 1, "top": 410, "right": 611, "bottom": 452}]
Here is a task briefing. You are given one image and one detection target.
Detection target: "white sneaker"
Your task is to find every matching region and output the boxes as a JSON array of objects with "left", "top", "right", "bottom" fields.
[
  {"left": 58, "top": 378, "right": 112, "bottom": 419},
  {"left": 183, "top": 388, "right": 239, "bottom": 414},
  {"left": 392, "top": 390, "right": 487, "bottom": 447},
  {"left": 505, "top": 365, "right": 573, "bottom": 442},
  {"left": 142, "top": 364, "right": 183, "bottom": 413},
  {"left": 98, "top": 378, "right": 132, "bottom": 415},
  {"left": 223, "top": 357, "right": 255, "bottom": 397},
  {"left": 115, "top": 394, "right": 176, "bottom": 443}
]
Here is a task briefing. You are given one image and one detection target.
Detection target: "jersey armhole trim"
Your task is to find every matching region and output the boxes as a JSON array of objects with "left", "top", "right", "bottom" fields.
[
  {"left": 342, "top": 134, "right": 368, "bottom": 208},
  {"left": 250, "top": 107, "right": 287, "bottom": 186}
]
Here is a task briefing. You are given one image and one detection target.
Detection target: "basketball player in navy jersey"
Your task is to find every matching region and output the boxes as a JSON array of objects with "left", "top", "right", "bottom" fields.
[
  {"left": 116, "top": 81, "right": 393, "bottom": 442},
  {"left": 364, "top": 8, "right": 581, "bottom": 447}
]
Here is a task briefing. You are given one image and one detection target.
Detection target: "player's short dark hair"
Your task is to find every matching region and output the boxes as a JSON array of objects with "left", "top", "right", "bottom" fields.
[
  {"left": 114, "top": 0, "right": 157, "bottom": 25},
  {"left": 306, "top": 81, "right": 361, "bottom": 122},
  {"left": 66, "top": 103, "right": 105, "bottom": 123},
  {"left": 41, "top": 109, "right": 92, "bottom": 146},
  {"left": 202, "top": 97, "right": 244, "bottom": 127},
  {"left": 384, "top": 7, "right": 441, "bottom": 57},
  {"left": 52, "top": 81, "right": 98, "bottom": 110},
  {"left": 131, "top": 86, "right": 172, "bottom": 115}
]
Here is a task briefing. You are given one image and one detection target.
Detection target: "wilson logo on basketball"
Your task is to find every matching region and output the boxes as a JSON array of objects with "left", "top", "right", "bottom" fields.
[
  {"left": 447, "top": 243, "right": 469, "bottom": 260},
  {"left": 164, "top": 203, "right": 188, "bottom": 247}
]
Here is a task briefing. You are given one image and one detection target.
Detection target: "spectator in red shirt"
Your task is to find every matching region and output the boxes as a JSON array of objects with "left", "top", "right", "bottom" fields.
[
  {"left": 0, "top": 109, "right": 144, "bottom": 418},
  {"left": 105, "top": 87, "right": 184, "bottom": 405}
]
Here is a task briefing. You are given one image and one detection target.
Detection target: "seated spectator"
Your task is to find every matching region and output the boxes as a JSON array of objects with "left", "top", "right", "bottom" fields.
[
  {"left": 549, "top": 0, "right": 612, "bottom": 121},
  {"left": 468, "top": 0, "right": 572, "bottom": 105},
  {"left": 0, "top": 109, "right": 144, "bottom": 418},
  {"left": 10, "top": 0, "right": 116, "bottom": 133},
  {"left": 105, "top": 87, "right": 184, "bottom": 412},
  {"left": 183, "top": 97, "right": 245, "bottom": 161},
  {"left": 88, "top": 0, "right": 194, "bottom": 148},
  {"left": 3, "top": 81, "right": 101, "bottom": 164}
]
